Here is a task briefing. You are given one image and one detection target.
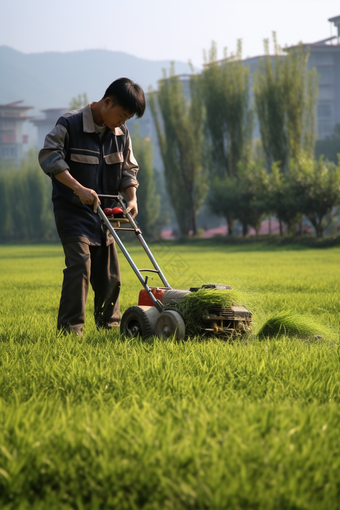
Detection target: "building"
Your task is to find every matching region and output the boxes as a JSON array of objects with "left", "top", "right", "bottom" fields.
[
  {"left": 0, "top": 101, "right": 33, "bottom": 165},
  {"left": 285, "top": 15, "right": 340, "bottom": 139},
  {"left": 31, "top": 108, "right": 67, "bottom": 150}
]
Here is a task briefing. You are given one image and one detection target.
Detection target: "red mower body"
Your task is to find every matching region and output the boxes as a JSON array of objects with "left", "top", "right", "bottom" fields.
[{"left": 138, "top": 288, "right": 166, "bottom": 306}]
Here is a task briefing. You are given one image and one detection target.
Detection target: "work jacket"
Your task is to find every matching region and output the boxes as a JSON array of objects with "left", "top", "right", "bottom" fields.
[{"left": 39, "top": 104, "right": 139, "bottom": 245}]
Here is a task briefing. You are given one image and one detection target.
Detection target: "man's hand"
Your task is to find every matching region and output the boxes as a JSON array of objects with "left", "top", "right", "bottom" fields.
[
  {"left": 124, "top": 186, "right": 138, "bottom": 218},
  {"left": 75, "top": 187, "right": 100, "bottom": 209},
  {"left": 126, "top": 196, "right": 138, "bottom": 218},
  {"left": 55, "top": 170, "right": 101, "bottom": 210}
]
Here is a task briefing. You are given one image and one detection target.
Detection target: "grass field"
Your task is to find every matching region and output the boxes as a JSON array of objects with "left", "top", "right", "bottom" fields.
[{"left": 0, "top": 241, "right": 340, "bottom": 509}]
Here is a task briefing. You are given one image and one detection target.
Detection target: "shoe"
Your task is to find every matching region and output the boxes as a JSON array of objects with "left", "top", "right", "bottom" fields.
[
  {"left": 96, "top": 321, "right": 120, "bottom": 330},
  {"left": 58, "top": 323, "right": 84, "bottom": 337}
]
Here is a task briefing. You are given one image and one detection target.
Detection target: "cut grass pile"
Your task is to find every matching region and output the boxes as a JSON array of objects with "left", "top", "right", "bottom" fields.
[
  {"left": 174, "top": 287, "right": 247, "bottom": 336},
  {"left": 258, "top": 310, "right": 328, "bottom": 340},
  {"left": 0, "top": 243, "right": 340, "bottom": 509}
]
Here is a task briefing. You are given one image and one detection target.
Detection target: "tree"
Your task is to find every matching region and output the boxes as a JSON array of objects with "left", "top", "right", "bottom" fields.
[
  {"left": 131, "top": 125, "right": 160, "bottom": 238},
  {"left": 207, "top": 162, "right": 269, "bottom": 237},
  {"left": 292, "top": 156, "right": 340, "bottom": 238},
  {"left": 206, "top": 177, "right": 241, "bottom": 235},
  {"left": 253, "top": 35, "right": 318, "bottom": 173},
  {"left": 0, "top": 171, "right": 11, "bottom": 241},
  {"left": 201, "top": 41, "right": 253, "bottom": 234},
  {"left": 0, "top": 151, "right": 57, "bottom": 242},
  {"left": 149, "top": 66, "right": 207, "bottom": 235},
  {"left": 69, "top": 93, "right": 88, "bottom": 110},
  {"left": 201, "top": 41, "right": 253, "bottom": 178},
  {"left": 22, "top": 151, "right": 52, "bottom": 240},
  {"left": 267, "top": 163, "right": 302, "bottom": 236},
  {"left": 236, "top": 162, "right": 270, "bottom": 236}
]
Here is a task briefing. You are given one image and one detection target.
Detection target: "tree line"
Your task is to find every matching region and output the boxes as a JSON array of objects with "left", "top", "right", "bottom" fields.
[
  {"left": 0, "top": 151, "right": 57, "bottom": 243},
  {"left": 0, "top": 144, "right": 164, "bottom": 243},
  {"left": 147, "top": 37, "right": 340, "bottom": 238},
  {"left": 1, "top": 38, "right": 340, "bottom": 243}
]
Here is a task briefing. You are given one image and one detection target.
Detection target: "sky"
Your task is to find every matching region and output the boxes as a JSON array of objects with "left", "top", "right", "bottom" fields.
[{"left": 0, "top": 0, "right": 340, "bottom": 68}]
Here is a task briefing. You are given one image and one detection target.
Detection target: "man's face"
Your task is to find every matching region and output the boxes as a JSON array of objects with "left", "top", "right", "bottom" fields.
[{"left": 101, "top": 99, "right": 133, "bottom": 129}]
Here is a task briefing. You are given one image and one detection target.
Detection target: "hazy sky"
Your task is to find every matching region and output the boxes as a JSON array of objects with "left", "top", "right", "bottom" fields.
[{"left": 1, "top": 0, "right": 340, "bottom": 68}]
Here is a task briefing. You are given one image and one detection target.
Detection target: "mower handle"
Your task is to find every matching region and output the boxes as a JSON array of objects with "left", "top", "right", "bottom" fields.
[{"left": 97, "top": 203, "right": 171, "bottom": 311}]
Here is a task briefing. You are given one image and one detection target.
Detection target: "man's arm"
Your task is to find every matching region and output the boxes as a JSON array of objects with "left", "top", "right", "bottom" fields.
[
  {"left": 39, "top": 120, "right": 99, "bottom": 207},
  {"left": 124, "top": 186, "right": 138, "bottom": 218},
  {"left": 120, "top": 130, "right": 139, "bottom": 218},
  {"left": 54, "top": 170, "right": 100, "bottom": 207}
]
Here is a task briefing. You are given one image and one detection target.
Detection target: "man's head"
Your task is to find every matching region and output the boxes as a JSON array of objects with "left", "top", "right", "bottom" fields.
[
  {"left": 96, "top": 78, "right": 145, "bottom": 130},
  {"left": 103, "top": 78, "right": 145, "bottom": 118},
  {"left": 98, "top": 78, "right": 145, "bottom": 129}
]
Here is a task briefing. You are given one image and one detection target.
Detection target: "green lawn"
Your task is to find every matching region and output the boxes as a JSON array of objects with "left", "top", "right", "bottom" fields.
[{"left": 0, "top": 242, "right": 339, "bottom": 509}]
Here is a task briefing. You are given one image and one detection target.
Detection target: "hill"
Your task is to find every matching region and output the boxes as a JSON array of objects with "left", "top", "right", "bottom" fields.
[{"left": 0, "top": 46, "right": 193, "bottom": 112}]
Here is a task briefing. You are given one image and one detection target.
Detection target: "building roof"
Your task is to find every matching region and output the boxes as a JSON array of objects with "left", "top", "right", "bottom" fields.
[
  {"left": 203, "top": 54, "right": 279, "bottom": 68},
  {"left": 0, "top": 115, "right": 34, "bottom": 120},
  {"left": 158, "top": 72, "right": 198, "bottom": 82},
  {"left": 31, "top": 117, "right": 55, "bottom": 125},
  {"left": 41, "top": 107, "right": 67, "bottom": 112},
  {"left": 0, "top": 100, "right": 33, "bottom": 110},
  {"left": 328, "top": 14, "right": 340, "bottom": 24},
  {"left": 285, "top": 37, "right": 340, "bottom": 51},
  {"left": 31, "top": 107, "right": 67, "bottom": 126},
  {"left": 0, "top": 101, "right": 34, "bottom": 122}
]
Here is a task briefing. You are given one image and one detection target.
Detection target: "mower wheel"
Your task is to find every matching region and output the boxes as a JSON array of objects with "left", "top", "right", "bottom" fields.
[
  {"left": 155, "top": 310, "right": 185, "bottom": 341},
  {"left": 120, "top": 306, "right": 159, "bottom": 339}
]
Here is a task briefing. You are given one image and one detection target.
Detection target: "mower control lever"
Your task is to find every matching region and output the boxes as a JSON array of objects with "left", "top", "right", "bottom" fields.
[{"left": 97, "top": 202, "right": 170, "bottom": 312}]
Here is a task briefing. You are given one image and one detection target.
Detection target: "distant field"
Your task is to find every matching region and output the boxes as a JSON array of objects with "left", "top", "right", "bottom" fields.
[{"left": 0, "top": 242, "right": 340, "bottom": 509}]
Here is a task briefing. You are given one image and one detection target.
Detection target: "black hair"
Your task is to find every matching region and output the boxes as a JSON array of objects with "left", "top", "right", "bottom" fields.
[{"left": 103, "top": 78, "right": 145, "bottom": 118}]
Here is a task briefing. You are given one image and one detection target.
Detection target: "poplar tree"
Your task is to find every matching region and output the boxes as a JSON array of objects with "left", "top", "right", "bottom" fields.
[
  {"left": 201, "top": 41, "right": 253, "bottom": 234},
  {"left": 149, "top": 66, "right": 207, "bottom": 235},
  {"left": 253, "top": 35, "right": 318, "bottom": 172},
  {"left": 201, "top": 41, "right": 253, "bottom": 178}
]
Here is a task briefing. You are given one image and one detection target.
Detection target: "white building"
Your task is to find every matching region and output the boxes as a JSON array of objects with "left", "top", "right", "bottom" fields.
[
  {"left": 288, "top": 14, "right": 340, "bottom": 139},
  {"left": 0, "top": 101, "right": 33, "bottom": 165},
  {"left": 31, "top": 108, "right": 67, "bottom": 150}
]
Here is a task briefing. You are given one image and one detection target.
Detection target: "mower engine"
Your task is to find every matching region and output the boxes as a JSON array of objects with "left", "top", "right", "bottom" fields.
[{"left": 121, "top": 284, "right": 252, "bottom": 340}]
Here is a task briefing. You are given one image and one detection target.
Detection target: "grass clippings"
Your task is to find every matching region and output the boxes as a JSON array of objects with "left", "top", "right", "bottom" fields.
[
  {"left": 174, "top": 288, "right": 247, "bottom": 336},
  {"left": 257, "top": 310, "right": 326, "bottom": 339}
]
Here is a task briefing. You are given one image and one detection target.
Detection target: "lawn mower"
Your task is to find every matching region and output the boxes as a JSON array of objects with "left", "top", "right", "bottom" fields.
[{"left": 97, "top": 195, "right": 252, "bottom": 340}]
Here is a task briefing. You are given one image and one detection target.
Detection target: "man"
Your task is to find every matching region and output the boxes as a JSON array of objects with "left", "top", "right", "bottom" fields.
[{"left": 39, "top": 78, "right": 145, "bottom": 336}]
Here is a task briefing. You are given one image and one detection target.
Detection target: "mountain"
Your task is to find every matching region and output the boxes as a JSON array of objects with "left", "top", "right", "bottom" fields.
[{"left": 0, "top": 46, "right": 193, "bottom": 112}]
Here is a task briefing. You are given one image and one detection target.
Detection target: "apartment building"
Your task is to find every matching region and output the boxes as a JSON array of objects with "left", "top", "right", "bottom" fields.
[
  {"left": 31, "top": 108, "right": 67, "bottom": 150},
  {"left": 288, "top": 14, "right": 340, "bottom": 139},
  {"left": 0, "top": 101, "right": 33, "bottom": 165}
]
